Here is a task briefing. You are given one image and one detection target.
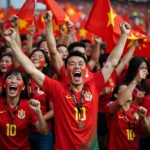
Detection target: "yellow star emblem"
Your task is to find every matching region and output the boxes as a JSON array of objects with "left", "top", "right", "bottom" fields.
[
  {"left": 19, "top": 19, "right": 28, "bottom": 29},
  {"left": 68, "top": 8, "right": 75, "bottom": 15},
  {"left": 107, "top": 7, "right": 116, "bottom": 27},
  {"left": 0, "top": 13, "right": 4, "bottom": 19},
  {"left": 79, "top": 29, "right": 87, "bottom": 37},
  {"left": 64, "top": 15, "right": 70, "bottom": 21},
  {"left": 41, "top": 16, "right": 44, "bottom": 23}
]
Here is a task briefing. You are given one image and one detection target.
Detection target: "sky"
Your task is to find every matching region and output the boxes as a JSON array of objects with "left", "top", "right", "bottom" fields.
[{"left": 0, "top": 0, "right": 46, "bottom": 9}]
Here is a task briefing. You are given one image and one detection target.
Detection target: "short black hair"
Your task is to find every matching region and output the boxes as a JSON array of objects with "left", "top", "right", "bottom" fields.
[
  {"left": 57, "top": 44, "right": 68, "bottom": 49},
  {"left": 100, "top": 43, "right": 106, "bottom": 51},
  {"left": 68, "top": 42, "right": 86, "bottom": 53},
  {"left": 99, "top": 53, "right": 109, "bottom": 68},
  {"left": 81, "top": 39, "right": 91, "bottom": 44},
  {"left": 65, "top": 51, "right": 87, "bottom": 67},
  {"left": 2, "top": 68, "right": 29, "bottom": 99},
  {"left": 37, "top": 38, "right": 46, "bottom": 48},
  {"left": 0, "top": 46, "right": 11, "bottom": 57}
]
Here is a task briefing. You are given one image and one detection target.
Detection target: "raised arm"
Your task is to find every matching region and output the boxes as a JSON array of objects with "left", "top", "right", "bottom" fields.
[
  {"left": 9, "top": 15, "right": 21, "bottom": 48},
  {"left": 29, "top": 99, "right": 48, "bottom": 135},
  {"left": 101, "top": 22, "right": 131, "bottom": 83},
  {"left": 88, "top": 36, "right": 102, "bottom": 70},
  {"left": 62, "top": 20, "right": 74, "bottom": 47},
  {"left": 26, "top": 22, "right": 36, "bottom": 55},
  {"left": 116, "top": 40, "right": 139, "bottom": 76},
  {"left": 44, "top": 11, "right": 63, "bottom": 73},
  {"left": 108, "top": 69, "right": 147, "bottom": 114},
  {"left": 57, "top": 24, "right": 66, "bottom": 45},
  {"left": 4, "top": 28, "right": 45, "bottom": 88}
]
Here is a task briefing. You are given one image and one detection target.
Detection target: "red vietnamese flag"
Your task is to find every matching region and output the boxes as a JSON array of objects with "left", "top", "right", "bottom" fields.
[
  {"left": 76, "top": 18, "right": 94, "bottom": 43},
  {"left": 4, "top": 6, "right": 17, "bottom": 21},
  {"left": 37, "top": 0, "right": 69, "bottom": 25},
  {"left": 17, "top": 0, "right": 36, "bottom": 21},
  {"left": 65, "top": 2, "right": 82, "bottom": 26},
  {"left": 85, "top": 0, "right": 150, "bottom": 57},
  {"left": 35, "top": 11, "right": 46, "bottom": 29},
  {"left": 0, "top": 8, "right": 5, "bottom": 20},
  {"left": 18, "top": 19, "right": 30, "bottom": 34}
]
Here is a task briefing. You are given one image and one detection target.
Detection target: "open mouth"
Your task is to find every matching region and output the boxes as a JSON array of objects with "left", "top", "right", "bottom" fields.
[
  {"left": 1, "top": 66, "right": 7, "bottom": 70},
  {"left": 73, "top": 72, "right": 81, "bottom": 81},
  {"left": 9, "top": 85, "right": 17, "bottom": 94}
]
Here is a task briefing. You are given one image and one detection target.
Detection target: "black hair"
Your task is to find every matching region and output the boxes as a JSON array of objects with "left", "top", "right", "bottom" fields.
[
  {"left": 29, "top": 49, "right": 53, "bottom": 78},
  {"left": 20, "top": 34, "right": 27, "bottom": 42},
  {"left": 37, "top": 38, "right": 47, "bottom": 48},
  {"left": 99, "top": 53, "right": 109, "bottom": 68},
  {"left": 2, "top": 68, "right": 29, "bottom": 99},
  {"left": 100, "top": 43, "right": 106, "bottom": 51},
  {"left": 57, "top": 44, "right": 68, "bottom": 49},
  {"left": 124, "top": 56, "right": 150, "bottom": 95},
  {"left": 68, "top": 42, "right": 86, "bottom": 53},
  {"left": 65, "top": 51, "right": 87, "bottom": 67},
  {"left": 80, "top": 39, "right": 91, "bottom": 44},
  {"left": 0, "top": 46, "right": 11, "bottom": 57}
]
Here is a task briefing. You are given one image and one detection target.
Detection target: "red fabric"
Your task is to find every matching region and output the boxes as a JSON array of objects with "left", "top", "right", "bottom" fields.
[
  {"left": 29, "top": 80, "right": 52, "bottom": 132},
  {"left": 85, "top": 0, "right": 150, "bottom": 57},
  {"left": 42, "top": 72, "right": 105, "bottom": 150},
  {"left": 0, "top": 75, "right": 4, "bottom": 94},
  {"left": 57, "top": 63, "right": 94, "bottom": 85},
  {"left": 37, "top": 0, "right": 67, "bottom": 25},
  {"left": 98, "top": 70, "right": 117, "bottom": 113},
  {"left": 0, "top": 8, "right": 5, "bottom": 20},
  {"left": 105, "top": 103, "right": 140, "bottom": 150},
  {"left": 65, "top": 2, "right": 82, "bottom": 26},
  {"left": 17, "top": 0, "right": 36, "bottom": 21},
  {"left": 0, "top": 98, "right": 38, "bottom": 150}
]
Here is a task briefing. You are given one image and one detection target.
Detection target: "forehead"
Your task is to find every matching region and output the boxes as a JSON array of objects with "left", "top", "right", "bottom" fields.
[
  {"left": 68, "top": 56, "right": 85, "bottom": 63},
  {"left": 1, "top": 55, "right": 12, "bottom": 60},
  {"left": 7, "top": 72, "right": 22, "bottom": 78},
  {"left": 31, "top": 51, "right": 44, "bottom": 56},
  {"left": 57, "top": 46, "right": 68, "bottom": 51},
  {"left": 139, "top": 62, "right": 147, "bottom": 67}
]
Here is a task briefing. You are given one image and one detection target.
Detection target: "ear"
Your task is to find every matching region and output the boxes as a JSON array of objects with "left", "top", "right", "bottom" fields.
[
  {"left": 114, "top": 94, "right": 118, "bottom": 99},
  {"left": 44, "top": 62, "right": 48, "bottom": 67}
]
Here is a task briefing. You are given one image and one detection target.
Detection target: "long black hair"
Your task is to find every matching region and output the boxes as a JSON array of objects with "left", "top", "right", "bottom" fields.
[
  {"left": 124, "top": 56, "right": 150, "bottom": 95},
  {"left": 29, "top": 49, "right": 53, "bottom": 78},
  {"left": 2, "top": 68, "right": 29, "bottom": 99}
]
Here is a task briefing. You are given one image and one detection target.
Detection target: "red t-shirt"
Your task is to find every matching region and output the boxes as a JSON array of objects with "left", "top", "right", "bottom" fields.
[
  {"left": 98, "top": 70, "right": 117, "bottom": 113},
  {"left": 0, "top": 75, "right": 4, "bottom": 95},
  {"left": 0, "top": 98, "right": 38, "bottom": 150},
  {"left": 29, "top": 80, "right": 52, "bottom": 132},
  {"left": 57, "top": 63, "right": 94, "bottom": 85},
  {"left": 105, "top": 103, "right": 140, "bottom": 150},
  {"left": 42, "top": 71, "right": 105, "bottom": 150}
]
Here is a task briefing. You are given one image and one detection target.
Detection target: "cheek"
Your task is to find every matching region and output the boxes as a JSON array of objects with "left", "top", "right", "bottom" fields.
[
  {"left": 6, "top": 63, "right": 13, "bottom": 71},
  {"left": 39, "top": 59, "right": 45, "bottom": 68},
  {"left": 5, "top": 79, "right": 9, "bottom": 90},
  {"left": 82, "top": 68, "right": 86, "bottom": 78},
  {"left": 67, "top": 67, "right": 73, "bottom": 80},
  {"left": 18, "top": 81, "right": 24, "bottom": 91}
]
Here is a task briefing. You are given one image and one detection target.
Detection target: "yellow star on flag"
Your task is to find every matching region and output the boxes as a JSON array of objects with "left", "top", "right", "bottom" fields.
[
  {"left": 64, "top": 15, "right": 70, "bottom": 21},
  {"left": 107, "top": 8, "right": 116, "bottom": 27},
  {"left": 79, "top": 29, "right": 87, "bottom": 37},
  {"left": 19, "top": 20, "right": 28, "bottom": 29},
  {"left": 0, "top": 13, "right": 4, "bottom": 19},
  {"left": 68, "top": 9, "right": 75, "bottom": 15}
]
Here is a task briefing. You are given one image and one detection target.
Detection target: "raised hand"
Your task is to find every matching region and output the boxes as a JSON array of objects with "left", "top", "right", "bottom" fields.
[
  {"left": 43, "top": 11, "right": 53, "bottom": 24},
  {"left": 9, "top": 15, "right": 19, "bottom": 28},
  {"left": 134, "top": 69, "right": 148, "bottom": 83},
  {"left": 138, "top": 106, "right": 147, "bottom": 118},
  {"left": 66, "top": 20, "right": 74, "bottom": 34},
  {"left": 29, "top": 99, "right": 41, "bottom": 114},
  {"left": 94, "top": 36, "right": 102, "bottom": 44},
  {"left": 120, "top": 22, "right": 131, "bottom": 35},
  {"left": 4, "top": 28, "right": 16, "bottom": 43},
  {"left": 29, "top": 22, "right": 36, "bottom": 36},
  {"left": 59, "top": 24, "right": 66, "bottom": 35}
]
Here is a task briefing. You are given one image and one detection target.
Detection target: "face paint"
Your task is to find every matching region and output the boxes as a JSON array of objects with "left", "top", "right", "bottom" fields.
[
  {"left": 31, "top": 57, "right": 45, "bottom": 69},
  {"left": 67, "top": 66, "right": 73, "bottom": 82}
]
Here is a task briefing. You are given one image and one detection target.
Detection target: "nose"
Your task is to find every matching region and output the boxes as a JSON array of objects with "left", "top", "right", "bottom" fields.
[{"left": 11, "top": 77, "right": 17, "bottom": 83}]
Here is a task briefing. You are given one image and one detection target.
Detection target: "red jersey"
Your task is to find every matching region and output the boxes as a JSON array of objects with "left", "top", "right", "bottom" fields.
[
  {"left": 0, "top": 97, "right": 38, "bottom": 150},
  {"left": 57, "top": 63, "right": 94, "bottom": 85},
  {"left": 29, "top": 80, "right": 52, "bottom": 132},
  {"left": 42, "top": 71, "right": 105, "bottom": 150},
  {"left": 105, "top": 103, "right": 140, "bottom": 150},
  {"left": 98, "top": 70, "right": 117, "bottom": 113}
]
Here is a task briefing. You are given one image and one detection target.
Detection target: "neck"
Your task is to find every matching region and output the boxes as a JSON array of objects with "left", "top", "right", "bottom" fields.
[
  {"left": 6, "top": 95, "right": 20, "bottom": 107},
  {"left": 122, "top": 103, "right": 130, "bottom": 111},
  {"left": 69, "top": 83, "right": 83, "bottom": 92}
]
